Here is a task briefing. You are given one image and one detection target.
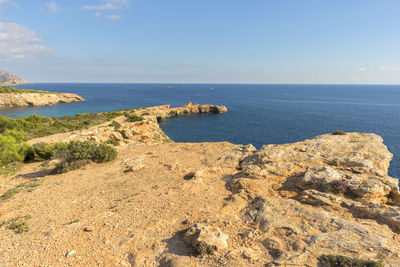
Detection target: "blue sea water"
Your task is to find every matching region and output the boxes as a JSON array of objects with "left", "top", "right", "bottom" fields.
[{"left": 2, "top": 83, "right": 400, "bottom": 179}]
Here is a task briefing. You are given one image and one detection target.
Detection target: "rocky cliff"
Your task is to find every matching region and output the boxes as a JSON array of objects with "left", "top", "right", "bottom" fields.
[
  {"left": 0, "top": 92, "right": 84, "bottom": 107},
  {"left": 1, "top": 104, "right": 399, "bottom": 266},
  {"left": 28, "top": 102, "right": 227, "bottom": 145},
  {"left": 0, "top": 70, "right": 26, "bottom": 85}
]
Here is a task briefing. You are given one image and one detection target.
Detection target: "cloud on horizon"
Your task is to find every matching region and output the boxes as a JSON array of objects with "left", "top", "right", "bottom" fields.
[
  {"left": 0, "top": 22, "right": 53, "bottom": 60},
  {"left": 105, "top": 14, "right": 121, "bottom": 20},
  {"left": 83, "top": 0, "right": 129, "bottom": 10},
  {"left": 40, "top": 2, "right": 59, "bottom": 13},
  {"left": 379, "top": 66, "right": 400, "bottom": 72},
  {"left": 84, "top": 0, "right": 129, "bottom": 20}
]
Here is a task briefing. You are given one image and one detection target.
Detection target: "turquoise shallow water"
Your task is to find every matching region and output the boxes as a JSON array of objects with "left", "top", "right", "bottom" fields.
[{"left": 3, "top": 83, "right": 400, "bottom": 179}]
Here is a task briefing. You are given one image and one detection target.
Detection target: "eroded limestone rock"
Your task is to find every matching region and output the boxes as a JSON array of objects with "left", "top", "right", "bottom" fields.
[{"left": 183, "top": 224, "right": 228, "bottom": 254}]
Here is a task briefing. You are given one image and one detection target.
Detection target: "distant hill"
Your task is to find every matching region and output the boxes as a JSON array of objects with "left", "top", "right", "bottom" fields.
[{"left": 0, "top": 70, "right": 26, "bottom": 85}]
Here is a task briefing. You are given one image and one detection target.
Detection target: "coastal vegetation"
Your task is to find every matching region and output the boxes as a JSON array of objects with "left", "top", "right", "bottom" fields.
[
  {"left": 332, "top": 130, "right": 346, "bottom": 135},
  {"left": 52, "top": 141, "right": 117, "bottom": 174},
  {"left": 0, "top": 111, "right": 123, "bottom": 168},
  {"left": 319, "top": 255, "right": 384, "bottom": 267},
  {"left": 125, "top": 114, "right": 145, "bottom": 122},
  {"left": 0, "top": 86, "right": 41, "bottom": 94},
  {"left": 0, "top": 111, "right": 123, "bottom": 140},
  {"left": 0, "top": 215, "right": 32, "bottom": 234}
]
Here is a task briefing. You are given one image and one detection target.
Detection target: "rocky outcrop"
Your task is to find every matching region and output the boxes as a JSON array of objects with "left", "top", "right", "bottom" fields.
[
  {"left": 148, "top": 102, "right": 227, "bottom": 120},
  {"left": 239, "top": 133, "right": 399, "bottom": 205},
  {"left": 225, "top": 132, "right": 400, "bottom": 266},
  {"left": 28, "top": 103, "right": 228, "bottom": 145},
  {"left": 0, "top": 70, "right": 26, "bottom": 85},
  {"left": 0, "top": 92, "right": 84, "bottom": 107}
]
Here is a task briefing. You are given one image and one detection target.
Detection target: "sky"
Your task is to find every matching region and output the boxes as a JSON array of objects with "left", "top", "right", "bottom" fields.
[{"left": 0, "top": 0, "right": 400, "bottom": 84}]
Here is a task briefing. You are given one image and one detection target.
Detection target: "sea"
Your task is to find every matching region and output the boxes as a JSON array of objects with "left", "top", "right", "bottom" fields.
[{"left": 2, "top": 83, "right": 400, "bottom": 179}]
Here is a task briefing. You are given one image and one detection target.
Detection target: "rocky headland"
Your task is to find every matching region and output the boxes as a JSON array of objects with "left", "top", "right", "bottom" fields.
[
  {"left": 0, "top": 70, "right": 26, "bottom": 86},
  {"left": 0, "top": 89, "right": 84, "bottom": 108},
  {"left": 0, "top": 103, "right": 399, "bottom": 266}
]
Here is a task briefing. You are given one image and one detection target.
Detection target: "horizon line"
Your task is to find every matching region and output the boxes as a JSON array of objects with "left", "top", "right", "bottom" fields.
[{"left": 23, "top": 81, "right": 400, "bottom": 86}]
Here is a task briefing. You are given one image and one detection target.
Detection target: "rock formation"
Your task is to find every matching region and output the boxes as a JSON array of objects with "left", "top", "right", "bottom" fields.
[
  {"left": 148, "top": 102, "right": 228, "bottom": 120},
  {"left": 28, "top": 102, "right": 227, "bottom": 145},
  {"left": 0, "top": 91, "right": 84, "bottom": 107},
  {"left": 0, "top": 70, "right": 26, "bottom": 85}
]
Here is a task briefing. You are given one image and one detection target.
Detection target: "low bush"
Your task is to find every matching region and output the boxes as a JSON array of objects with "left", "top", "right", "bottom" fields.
[
  {"left": 93, "top": 144, "right": 117, "bottom": 162},
  {"left": 0, "top": 108, "right": 127, "bottom": 166},
  {"left": 0, "top": 86, "right": 40, "bottom": 94},
  {"left": 52, "top": 159, "right": 90, "bottom": 174},
  {"left": 329, "top": 180, "right": 351, "bottom": 194},
  {"left": 110, "top": 121, "right": 121, "bottom": 129},
  {"left": 106, "top": 139, "right": 120, "bottom": 146},
  {"left": 0, "top": 111, "right": 125, "bottom": 140},
  {"left": 52, "top": 141, "right": 117, "bottom": 174},
  {"left": 0, "top": 130, "right": 29, "bottom": 166},
  {"left": 319, "top": 255, "right": 384, "bottom": 267},
  {"left": 332, "top": 130, "right": 346, "bottom": 135},
  {"left": 126, "top": 114, "right": 144, "bottom": 122},
  {"left": 0, "top": 214, "right": 32, "bottom": 234},
  {"left": 118, "top": 130, "right": 128, "bottom": 139},
  {"left": 25, "top": 143, "right": 54, "bottom": 162}
]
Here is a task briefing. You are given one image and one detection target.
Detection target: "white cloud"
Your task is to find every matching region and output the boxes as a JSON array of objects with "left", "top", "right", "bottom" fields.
[
  {"left": 41, "top": 2, "right": 59, "bottom": 13},
  {"left": 0, "top": 0, "right": 18, "bottom": 9},
  {"left": 379, "top": 66, "right": 400, "bottom": 72},
  {"left": 0, "top": 22, "right": 53, "bottom": 60},
  {"left": 83, "top": 0, "right": 129, "bottom": 10},
  {"left": 356, "top": 67, "right": 367, "bottom": 72},
  {"left": 105, "top": 14, "right": 121, "bottom": 20}
]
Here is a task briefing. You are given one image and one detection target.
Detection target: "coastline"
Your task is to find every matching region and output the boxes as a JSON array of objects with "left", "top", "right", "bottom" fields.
[
  {"left": 0, "top": 89, "right": 85, "bottom": 108},
  {"left": 0, "top": 103, "right": 399, "bottom": 265}
]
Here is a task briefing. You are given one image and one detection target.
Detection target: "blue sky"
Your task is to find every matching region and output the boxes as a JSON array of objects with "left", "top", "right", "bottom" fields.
[{"left": 1, "top": 0, "right": 400, "bottom": 83}]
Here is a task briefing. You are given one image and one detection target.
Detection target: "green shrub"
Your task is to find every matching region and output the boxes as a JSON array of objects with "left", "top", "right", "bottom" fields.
[
  {"left": 52, "top": 142, "right": 68, "bottom": 151},
  {"left": 52, "top": 141, "right": 117, "bottom": 174},
  {"left": 93, "top": 144, "right": 117, "bottom": 162},
  {"left": 0, "top": 110, "right": 126, "bottom": 140},
  {"left": 52, "top": 159, "right": 90, "bottom": 174},
  {"left": 0, "top": 133, "right": 27, "bottom": 166},
  {"left": 126, "top": 114, "right": 144, "bottom": 122},
  {"left": 25, "top": 143, "right": 54, "bottom": 162},
  {"left": 332, "top": 130, "right": 346, "bottom": 135},
  {"left": 118, "top": 130, "right": 128, "bottom": 139},
  {"left": 107, "top": 139, "right": 120, "bottom": 146},
  {"left": 0, "top": 86, "right": 40, "bottom": 94},
  {"left": 3, "top": 129, "right": 24, "bottom": 142},
  {"left": 9, "top": 221, "right": 29, "bottom": 233},
  {"left": 1, "top": 214, "right": 32, "bottom": 234},
  {"left": 60, "top": 141, "right": 98, "bottom": 161},
  {"left": 110, "top": 121, "right": 121, "bottom": 129},
  {"left": 319, "top": 255, "right": 384, "bottom": 267}
]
